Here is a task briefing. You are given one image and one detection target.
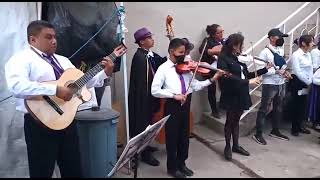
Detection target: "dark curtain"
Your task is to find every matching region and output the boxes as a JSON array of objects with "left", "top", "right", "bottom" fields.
[{"left": 43, "top": 2, "right": 122, "bottom": 106}]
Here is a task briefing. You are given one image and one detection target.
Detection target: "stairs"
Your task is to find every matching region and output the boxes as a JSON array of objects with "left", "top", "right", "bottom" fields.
[
  {"left": 200, "top": 4, "right": 320, "bottom": 137},
  {"left": 201, "top": 88, "right": 262, "bottom": 137}
]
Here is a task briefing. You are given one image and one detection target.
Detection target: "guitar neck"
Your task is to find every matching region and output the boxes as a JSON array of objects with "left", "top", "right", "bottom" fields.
[{"left": 74, "top": 52, "right": 117, "bottom": 88}]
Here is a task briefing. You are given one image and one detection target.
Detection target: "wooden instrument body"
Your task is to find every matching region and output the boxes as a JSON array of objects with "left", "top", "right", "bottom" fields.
[{"left": 25, "top": 68, "right": 92, "bottom": 130}]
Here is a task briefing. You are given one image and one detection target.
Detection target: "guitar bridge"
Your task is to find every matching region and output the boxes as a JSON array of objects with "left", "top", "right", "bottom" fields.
[{"left": 43, "top": 95, "right": 64, "bottom": 115}]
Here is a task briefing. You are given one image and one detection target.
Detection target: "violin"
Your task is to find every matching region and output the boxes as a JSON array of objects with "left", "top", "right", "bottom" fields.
[{"left": 176, "top": 61, "right": 211, "bottom": 76}]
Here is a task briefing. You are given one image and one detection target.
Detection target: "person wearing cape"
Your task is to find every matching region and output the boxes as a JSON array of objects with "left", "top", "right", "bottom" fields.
[{"left": 128, "top": 27, "right": 166, "bottom": 166}]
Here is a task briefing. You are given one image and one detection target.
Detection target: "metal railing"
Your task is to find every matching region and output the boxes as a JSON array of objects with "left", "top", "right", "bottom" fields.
[
  {"left": 243, "top": 2, "right": 311, "bottom": 56},
  {"left": 240, "top": 4, "right": 320, "bottom": 120}
]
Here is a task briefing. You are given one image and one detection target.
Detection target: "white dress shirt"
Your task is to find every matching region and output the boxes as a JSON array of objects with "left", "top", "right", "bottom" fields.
[
  {"left": 259, "top": 44, "right": 286, "bottom": 85},
  {"left": 151, "top": 58, "right": 212, "bottom": 98},
  {"left": 310, "top": 48, "right": 320, "bottom": 70},
  {"left": 291, "top": 48, "right": 313, "bottom": 86},
  {"left": 5, "top": 46, "right": 108, "bottom": 113},
  {"left": 313, "top": 68, "right": 320, "bottom": 86}
]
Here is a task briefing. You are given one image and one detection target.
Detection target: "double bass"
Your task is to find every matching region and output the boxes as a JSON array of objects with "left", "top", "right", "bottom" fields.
[
  {"left": 152, "top": 15, "right": 195, "bottom": 144},
  {"left": 151, "top": 15, "right": 174, "bottom": 144}
]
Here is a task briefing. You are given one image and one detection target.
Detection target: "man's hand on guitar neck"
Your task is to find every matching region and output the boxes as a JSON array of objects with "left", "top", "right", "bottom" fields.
[
  {"left": 101, "top": 58, "right": 115, "bottom": 76},
  {"left": 101, "top": 45, "right": 127, "bottom": 76},
  {"left": 56, "top": 86, "right": 73, "bottom": 101}
]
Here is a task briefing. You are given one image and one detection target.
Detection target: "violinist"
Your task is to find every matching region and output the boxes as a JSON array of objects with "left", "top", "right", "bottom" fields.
[
  {"left": 217, "top": 33, "right": 269, "bottom": 161},
  {"left": 253, "top": 28, "right": 290, "bottom": 145},
  {"left": 199, "top": 24, "right": 225, "bottom": 118},
  {"left": 151, "top": 38, "right": 225, "bottom": 178}
]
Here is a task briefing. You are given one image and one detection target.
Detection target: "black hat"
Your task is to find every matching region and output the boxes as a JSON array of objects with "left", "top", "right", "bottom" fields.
[
  {"left": 268, "top": 28, "right": 288, "bottom": 38},
  {"left": 181, "top": 38, "right": 194, "bottom": 51}
]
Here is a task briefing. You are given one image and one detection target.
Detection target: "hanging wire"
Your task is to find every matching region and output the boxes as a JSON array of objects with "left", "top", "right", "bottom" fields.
[
  {"left": 68, "top": 6, "right": 122, "bottom": 60},
  {"left": 0, "top": 95, "right": 13, "bottom": 105}
]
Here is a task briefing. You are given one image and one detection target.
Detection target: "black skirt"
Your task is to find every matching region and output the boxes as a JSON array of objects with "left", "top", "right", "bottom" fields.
[{"left": 308, "top": 84, "right": 320, "bottom": 124}]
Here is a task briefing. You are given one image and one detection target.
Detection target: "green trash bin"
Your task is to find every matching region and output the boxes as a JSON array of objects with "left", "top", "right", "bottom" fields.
[{"left": 75, "top": 108, "right": 119, "bottom": 178}]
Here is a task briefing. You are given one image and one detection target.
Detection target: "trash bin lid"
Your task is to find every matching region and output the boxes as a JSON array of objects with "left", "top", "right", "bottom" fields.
[{"left": 75, "top": 108, "right": 120, "bottom": 121}]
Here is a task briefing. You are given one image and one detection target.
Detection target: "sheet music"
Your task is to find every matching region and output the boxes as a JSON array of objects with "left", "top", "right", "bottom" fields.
[{"left": 107, "top": 115, "right": 170, "bottom": 177}]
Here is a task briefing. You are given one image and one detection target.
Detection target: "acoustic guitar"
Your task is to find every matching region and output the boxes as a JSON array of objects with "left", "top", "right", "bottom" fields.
[{"left": 25, "top": 45, "right": 126, "bottom": 130}]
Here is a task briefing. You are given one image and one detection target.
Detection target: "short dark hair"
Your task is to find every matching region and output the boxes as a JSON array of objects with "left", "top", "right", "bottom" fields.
[
  {"left": 221, "top": 33, "right": 244, "bottom": 55},
  {"left": 206, "top": 24, "right": 221, "bottom": 37},
  {"left": 27, "top": 20, "right": 55, "bottom": 42},
  {"left": 168, "top": 38, "right": 185, "bottom": 53},
  {"left": 298, "top": 34, "right": 314, "bottom": 47}
]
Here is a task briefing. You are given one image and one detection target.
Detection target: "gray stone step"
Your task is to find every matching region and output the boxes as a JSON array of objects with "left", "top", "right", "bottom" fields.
[{"left": 201, "top": 92, "right": 262, "bottom": 137}]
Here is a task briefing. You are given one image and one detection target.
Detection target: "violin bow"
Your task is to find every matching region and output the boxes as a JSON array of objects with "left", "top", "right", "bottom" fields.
[
  {"left": 250, "top": 42, "right": 258, "bottom": 77},
  {"left": 182, "top": 39, "right": 208, "bottom": 105}
]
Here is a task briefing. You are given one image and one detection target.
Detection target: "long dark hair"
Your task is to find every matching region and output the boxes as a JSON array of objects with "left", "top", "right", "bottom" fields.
[{"left": 220, "top": 33, "right": 244, "bottom": 55}]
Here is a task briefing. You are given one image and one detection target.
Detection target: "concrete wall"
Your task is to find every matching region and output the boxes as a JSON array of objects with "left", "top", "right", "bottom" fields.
[{"left": 113, "top": 2, "right": 320, "bottom": 132}]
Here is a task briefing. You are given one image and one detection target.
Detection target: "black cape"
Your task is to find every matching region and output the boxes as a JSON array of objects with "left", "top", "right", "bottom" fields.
[{"left": 128, "top": 48, "right": 166, "bottom": 138}]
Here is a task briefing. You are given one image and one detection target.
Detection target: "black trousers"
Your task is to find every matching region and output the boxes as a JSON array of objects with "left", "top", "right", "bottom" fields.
[
  {"left": 24, "top": 114, "right": 82, "bottom": 178},
  {"left": 224, "top": 110, "right": 243, "bottom": 147},
  {"left": 164, "top": 95, "right": 191, "bottom": 172},
  {"left": 290, "top": 94, "right": 308, "bottom": 133},
  {"left": 208, "top": 82, "right": 218, "bottom": 113}
]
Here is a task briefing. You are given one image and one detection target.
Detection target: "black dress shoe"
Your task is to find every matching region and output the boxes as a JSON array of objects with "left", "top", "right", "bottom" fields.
[
  {"left": 224, "top": 146, "right": 232, "bottom": 161},
  {"left": 299, "top": 128, "right": 311, "bottom": 134},
  {"left": 179, "top": 166, "right": 194, "bottom": 176},
  {"left": 141, "top": 155, "right": 160, "bottom": 166},
  {"left": 167, "top": 170, "right": 186, "bottom": 178},
  {"left": 211, "top": 110, "right": 221, "bottom": 119},
  {"left": 232, "top": 145, "right": 250, "bottom": 156}
]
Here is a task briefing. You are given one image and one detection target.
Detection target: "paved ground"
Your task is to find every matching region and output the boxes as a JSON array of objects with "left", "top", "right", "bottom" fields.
[
  {"left": 112, "top": 121, "right": 320, "bottom": 178},
  {"left": 113, "top": 138, "right": 251, "bottom": 178},
  {"left": 193, "top": 123, "right": 320, "bottom": 178}
]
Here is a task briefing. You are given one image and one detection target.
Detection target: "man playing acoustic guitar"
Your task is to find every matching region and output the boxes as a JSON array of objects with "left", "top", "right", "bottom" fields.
[{"left": 5, "top": 20, "right": 126, "bottom": 178}]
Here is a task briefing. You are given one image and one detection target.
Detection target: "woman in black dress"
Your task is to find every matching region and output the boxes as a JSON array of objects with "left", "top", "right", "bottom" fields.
[{"left": 217, "top": 33, "right": 270, "bottom": 160}]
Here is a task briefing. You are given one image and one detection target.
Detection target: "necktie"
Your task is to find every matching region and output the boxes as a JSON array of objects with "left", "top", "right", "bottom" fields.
[
  {"left": 43, "top": 54, "right": 64, "bottom": 79},
  {"left": 178, "top": 74, "right": 186, "bottom": 94}
]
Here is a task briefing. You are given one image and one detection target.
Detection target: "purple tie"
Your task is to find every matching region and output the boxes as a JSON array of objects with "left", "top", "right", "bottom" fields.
[
  {"left": 43, "top": 54, "right": 64, "bottom": 79},
  {"left": 179, "top": 74, "right": 186, "bottom": 94}
]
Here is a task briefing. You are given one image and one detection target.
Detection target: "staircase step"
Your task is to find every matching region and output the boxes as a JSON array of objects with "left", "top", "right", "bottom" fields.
[{"left": 201, "top": 107, "right": 259, "bottom": 137}]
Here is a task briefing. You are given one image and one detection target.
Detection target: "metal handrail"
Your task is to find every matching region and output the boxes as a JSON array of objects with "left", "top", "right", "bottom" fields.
[
  {"left": 242, "top": 5, "right": 320, "bottom": 120},
  {"left": 248, "top": 6, "right": 319, "bottom": 89},
  {"left": 308, "top": 25, "right": 317, "bottom": 34},
  {"left": 287, "top": 7, "right": 320, "bottom": 35},
  {"left": 300, "top": 23, "right": 308, "bottom": 35},
  {"left": 243, "top": 2, "right": 311, "bottom": 55}
]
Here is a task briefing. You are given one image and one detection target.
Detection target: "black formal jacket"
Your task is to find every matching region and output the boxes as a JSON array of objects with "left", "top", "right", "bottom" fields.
[
  {"left": 128, "top": 48, "right": 166, "bottom": 137},
  {"left": 217, "top": 52, "right": 268, "bottom": 111}
]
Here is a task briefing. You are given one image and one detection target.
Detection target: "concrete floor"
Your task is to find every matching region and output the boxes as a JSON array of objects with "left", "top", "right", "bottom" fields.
[
  {"left": 193, "top": 123, "right": 320, "bottom": 178},
  {"left": 112, "top": 122, "right": 320, "bottom": 178},
  {"left": 112, "top": 138, "right": 251, "bottom": 178}
]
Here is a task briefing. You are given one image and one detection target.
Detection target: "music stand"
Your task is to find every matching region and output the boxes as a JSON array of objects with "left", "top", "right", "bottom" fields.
[{"left": 107, "top": 115, "right": 170, "bottom": 178}]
